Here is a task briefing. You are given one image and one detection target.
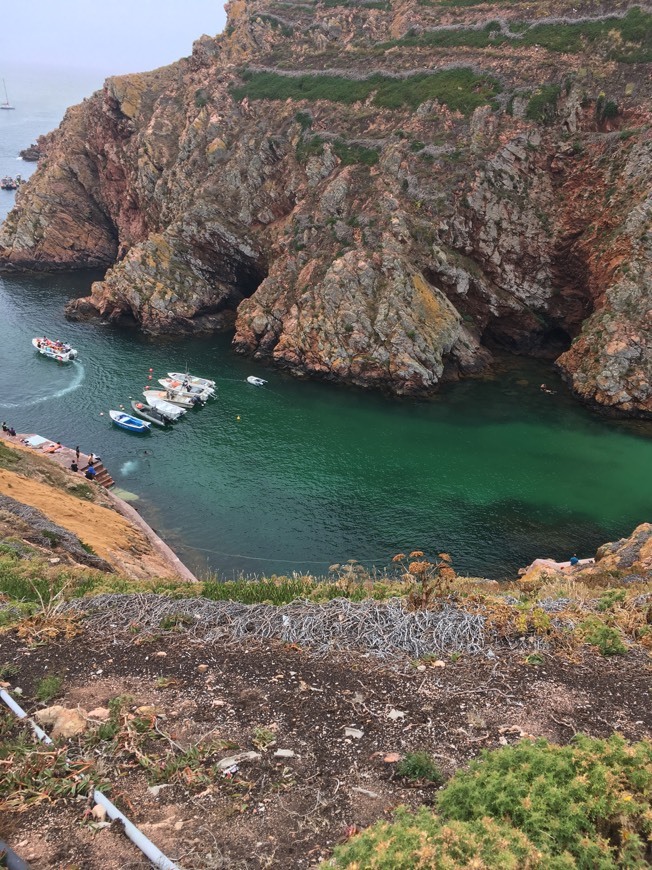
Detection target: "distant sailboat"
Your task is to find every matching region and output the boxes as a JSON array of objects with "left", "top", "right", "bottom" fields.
[{"left": 1, "top": 79, "right": 15, "bottom": 110}]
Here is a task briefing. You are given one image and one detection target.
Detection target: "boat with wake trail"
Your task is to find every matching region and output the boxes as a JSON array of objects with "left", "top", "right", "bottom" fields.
[
  {"left": 247, "top": 376, "right": 267, "bottom": 386},
  {"left": 141, "top": 392, "right": 186, "bottom": 420},
  {"left": 168, "top": 372, "right": 215, "bottom": 390},
  {"left": 158, "top": 377, "right": 213, "bottom": 401},
  {"left": 109, "top": 410, "right": 151, "bottom": 433},
  {"left": 144, "top": 389, "right": 196, "bottom": 409},
  {"left": 131, "top": 401, "right": 168, "bottom": 428},
  {"left": 32, "top": 337, "right": 78, "bottom": 362}
]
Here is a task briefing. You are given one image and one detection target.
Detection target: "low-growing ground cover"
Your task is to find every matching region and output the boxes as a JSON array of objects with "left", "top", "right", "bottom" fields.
[
  {"left": 231, "top": 68, "right": 501, "bottom": 114},
  {"left": 381, "top": 8, "right": 652, "bottom": 62}
]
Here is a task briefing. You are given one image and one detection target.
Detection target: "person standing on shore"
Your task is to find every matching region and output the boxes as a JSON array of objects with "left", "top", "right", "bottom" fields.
[{"left": 75, "top": 445, "right": 80, "bottom": 463}]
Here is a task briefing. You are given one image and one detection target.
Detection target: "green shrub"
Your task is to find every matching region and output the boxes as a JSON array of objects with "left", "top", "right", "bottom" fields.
[
  {"left": 194, "top": 88, "right": 209, "bottom": 109},
  {"left": 593, "top": 95, "right": 619, "bottom": 124},
  {"left": 580, "top": 617, "right": 627, "bottom": 655},
  {"left": 35, "top": 674, "right": 63, "bottom": 703},
  {"left": 232, "top": 68, "right": 501, "bottom": 115},
  {"left": 295, "top": 110, "right": 312, "bottom": 130},
  {"left": 296, "top": 134, "right": 325, "bottom": 163},
  {"left": 597, "top": 589, "right": 627, "bottom": 611},
  {"left": 159, "top": 612, "right": 195, "bottom": 630},
  {"left": 437, "top": 734, "right": 652, "bottom": 866},
  {"left": 396, "top": 751, "right": 443, "bottom": 783},
  {"left": 525, "top": 85, "right": 561, "bottom": 124},
  {"left": 327, "top": 808, "right": 546, "bottom": 868},
  {"left": 333, "top": 139, "right": 379, "bottom": 166}
]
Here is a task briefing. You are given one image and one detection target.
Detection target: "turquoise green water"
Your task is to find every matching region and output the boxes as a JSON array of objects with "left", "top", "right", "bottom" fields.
[
  {"left": 1, "top": 66, "right": 651, "bottom": 579},
  {"left": 1, "top": 270, "right": 651, "bottom": 579}
]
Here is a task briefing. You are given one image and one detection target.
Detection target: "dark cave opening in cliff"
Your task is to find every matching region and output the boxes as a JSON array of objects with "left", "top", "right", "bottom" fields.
[{"left": 481, "top": 322, "right": 573, "bottom": 360}]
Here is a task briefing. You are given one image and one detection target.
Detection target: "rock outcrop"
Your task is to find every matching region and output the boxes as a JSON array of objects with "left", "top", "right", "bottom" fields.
[{"left": 1, "top": 0, "right": 651, "bottom": 410}]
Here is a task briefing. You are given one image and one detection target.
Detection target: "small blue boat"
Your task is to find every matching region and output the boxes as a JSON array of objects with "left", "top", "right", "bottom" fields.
[{"left": 109, "top": 410, "right": 151, "bottom": 433}]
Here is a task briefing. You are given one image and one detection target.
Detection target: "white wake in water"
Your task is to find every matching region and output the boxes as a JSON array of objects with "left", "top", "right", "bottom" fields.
[
  {"left": 120, "top": 459, "right": 139, "bottom": 476},
  {"left": 0, "top": 361, "right": 85, "bottom": 409}
]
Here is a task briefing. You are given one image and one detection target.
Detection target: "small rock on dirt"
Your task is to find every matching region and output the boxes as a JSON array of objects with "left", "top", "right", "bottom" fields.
[
  {"left": 197, "top": 664, "right": 209, "bottom": 672},
  {"left": 217, "top": 751, "right": 261, "bottom": 771},
  {"left": 136, "top": 705, "right": 159, "bottom": 717},
  {"left": 87, "top": 707, "right": 111, "bottom": 722},
  {"left": 351, "top": 787, "right": 379, "bottom": 799},
  {"left": 147, "top": 784, "right": 172, "bottom": 797},
  {"left": 383, "top": 752, "right": 402, "bottom": 763},
  {"left": 91, "top": 804, "right": 107, "bottom": 821},
  {"left": 274, "top": 749, "right": 296, "bottom": 758},
  {"left": 344, "top": 727, "right": 364, "bottom": 739},
  {"left": 387, "top": 709, "right": 406, "bottom": 721},
  {"left": 35, "top": 705, "right": 87, "bottom": 738}
]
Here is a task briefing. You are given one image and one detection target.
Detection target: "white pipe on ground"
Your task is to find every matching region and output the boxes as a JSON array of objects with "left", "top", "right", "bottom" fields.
[
  {"left": 0, "top": 688, "right": 180, "bottom": 870},
  {"left": 0, "top": 688, "right": 52, "bottom": 744},
  {"left": 91, "top": 789, "right": 179, "bottom": 870}
]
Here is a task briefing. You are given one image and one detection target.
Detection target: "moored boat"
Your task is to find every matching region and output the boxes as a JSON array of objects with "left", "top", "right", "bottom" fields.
[
  {"left": 158, "top": 377, "right": 213, "bottom": 401},
  {"left": 247, "top": 376, "right": 267, "bottom": 386},
  {"left": 144, "top": 389, "right": 196, "bottom": 409},
  {"left": 141, "top": 392, "right": 187, "bottom": 420},
  {"left": 1, "top": 79, "right": 14, "bottom": 110},
  {"left": 130, "top": 400, "right": 168, "bottom": 428},
  {"left": 109, "top": 410, "right": 151, "bottom": 433},
  {"left": 32, "top": 337, "right": 78, "bottom": 362},
  {"left": 167, "top": 372, "right": 216, "bottom": 390}
]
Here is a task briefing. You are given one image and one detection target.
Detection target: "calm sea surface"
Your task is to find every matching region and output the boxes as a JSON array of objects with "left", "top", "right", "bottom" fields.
[{"left": 1, "top": 66, "right": 651, "bottom": 579}]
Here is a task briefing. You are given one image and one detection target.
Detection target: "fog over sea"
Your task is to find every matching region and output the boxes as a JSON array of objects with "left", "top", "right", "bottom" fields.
[{"left": 1, "top": 65, "right": 651, "bottom": 580}]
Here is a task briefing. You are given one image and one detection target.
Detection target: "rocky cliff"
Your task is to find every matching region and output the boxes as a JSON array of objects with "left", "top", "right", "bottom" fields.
[{"left": 1, "top": 0, "right": 651, "bottom": 412}]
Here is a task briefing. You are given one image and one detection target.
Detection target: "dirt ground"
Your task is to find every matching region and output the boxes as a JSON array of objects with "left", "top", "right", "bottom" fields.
[{"left": 1, "top": 627, "right": 650, "bottom": 869}]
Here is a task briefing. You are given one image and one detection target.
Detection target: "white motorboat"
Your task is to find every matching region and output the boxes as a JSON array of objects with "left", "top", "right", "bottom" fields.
[
  {"left": 158, "top": 378, "right": 212, "bottom": 402},
  {"left": 143, "top": 390, "right": 192, "bottom": 413},
  {"left": 32, "top": 337, "right": 78, "bottom": 362},
  {"left": 168, "top": 372, "right": 216, "bottom": 390},
  {"left": 247, "top": 376, "right": 267, "bottom": 386}
]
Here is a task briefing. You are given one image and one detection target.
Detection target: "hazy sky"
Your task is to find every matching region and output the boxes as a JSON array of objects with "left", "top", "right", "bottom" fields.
[{"left": 3, "top": 0, "right": 227, "bottom": 75}]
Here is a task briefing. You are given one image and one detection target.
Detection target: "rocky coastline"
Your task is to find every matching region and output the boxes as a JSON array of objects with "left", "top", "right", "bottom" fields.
[{"left": 0, "top": 0, "right": 650, "bottom": 414}]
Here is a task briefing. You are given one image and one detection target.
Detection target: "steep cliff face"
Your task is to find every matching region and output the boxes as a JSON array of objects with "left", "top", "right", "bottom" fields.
[{"left": 1, "top": 0, "right": 651, "bottom": 410}]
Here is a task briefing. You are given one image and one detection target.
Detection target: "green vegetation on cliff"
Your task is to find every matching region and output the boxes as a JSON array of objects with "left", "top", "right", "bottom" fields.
[
  {"left": 383, "top": 8, "right": 652, "bottom": 62},
  {"left": 232, "top": 68, "right": 501, "bottom": 114}
]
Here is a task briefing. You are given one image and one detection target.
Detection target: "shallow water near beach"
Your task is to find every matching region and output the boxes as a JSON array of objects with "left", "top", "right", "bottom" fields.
[{"left": 1, "top": 66, "right": 651, "bottom": 580}]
